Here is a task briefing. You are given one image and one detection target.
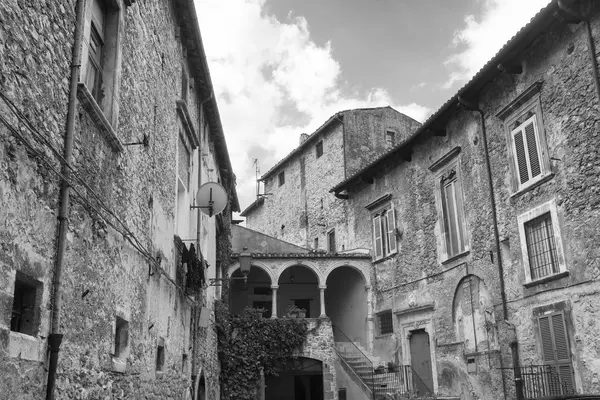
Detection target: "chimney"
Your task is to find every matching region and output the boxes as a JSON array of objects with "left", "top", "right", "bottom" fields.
[{"left": 299, "top": 133, "right": 309, "bottom": 145}]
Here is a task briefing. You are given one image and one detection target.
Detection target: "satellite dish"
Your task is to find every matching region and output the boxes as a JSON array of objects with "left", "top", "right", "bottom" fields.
[{"left": 194, "top": 182, "right": 228, "bottom": 217}]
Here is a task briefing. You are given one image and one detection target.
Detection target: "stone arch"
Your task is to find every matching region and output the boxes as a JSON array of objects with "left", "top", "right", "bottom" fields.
[
  {"left": 227, "top": 260, "right": 275, "bottom": 285},
  {"left": 193, "top": 368, "right": 207, "bottom": 400},
  {"left": 275, "top": 260, "right": 324, "bottom": 286},
  {"left": 323, "top": 261, "right": 370, "bottom": 286},
  {"left": 452, "top": 274, "right": 498, "bottom": 353}
]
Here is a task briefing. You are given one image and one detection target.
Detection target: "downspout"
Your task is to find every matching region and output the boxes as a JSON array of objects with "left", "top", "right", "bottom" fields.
[
  {"left": 457, "top": 96, "right": 513, "bottom": 400},
  {"left": 557, "top": 0, "right": 600, "bottom": 106},
  {"left": 46, "top": 1, "right": 85, "bottom": 399}
]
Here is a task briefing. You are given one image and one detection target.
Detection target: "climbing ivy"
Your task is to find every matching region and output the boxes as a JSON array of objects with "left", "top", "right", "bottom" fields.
[{"left": 215, "top": 301, "right": 308, "bottom": 400}]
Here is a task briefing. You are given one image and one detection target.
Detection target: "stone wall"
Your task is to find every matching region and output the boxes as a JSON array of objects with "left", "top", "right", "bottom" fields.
[
  {"left": 0, "top": 0, "right": 231, "bottom": 398},
  {"left": 339, "top": 5, "right": 600, "bottom": 398},
  {"left": 302, "top": 318, "right": 338, "bottom": 400}
]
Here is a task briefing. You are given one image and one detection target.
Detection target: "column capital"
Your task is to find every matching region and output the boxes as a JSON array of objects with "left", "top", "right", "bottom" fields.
[
  {"left": 270, "top": 285, "right": 279, "bottom": 290},
  {"left": 318, "top": 285, "right": 327, "bottom": 290}
]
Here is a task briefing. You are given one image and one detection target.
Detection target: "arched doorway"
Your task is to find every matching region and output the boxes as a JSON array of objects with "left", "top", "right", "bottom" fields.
[
  {"left": 325, "top": 266, "right": 367, "bottom": 346},
  {"left": 265, "top": 357, "right": 324, "bottom": 400},
  {"left": 193, "top": 372, "right": 206, "bottom": 400},
  {"left": 229, "top": 266, "right": 272, "bottom": 316},
  {"left": 277, "top": 265, "right": 319, "bottom": 318}
]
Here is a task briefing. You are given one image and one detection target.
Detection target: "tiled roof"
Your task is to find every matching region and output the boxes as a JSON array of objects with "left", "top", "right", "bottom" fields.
[{"left": 330, "top": 0, "right": 557, "bottom": 194}]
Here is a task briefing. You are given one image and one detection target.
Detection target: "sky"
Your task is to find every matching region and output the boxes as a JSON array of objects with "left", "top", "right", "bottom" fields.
[{"left": 194, "top": 0, "right": 551, "bottom": 215}]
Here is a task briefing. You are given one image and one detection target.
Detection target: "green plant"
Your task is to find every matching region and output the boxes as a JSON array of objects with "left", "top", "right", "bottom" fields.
[
  {"left": 286, "top": 304, "right": 306, "bottom": 317},
  {"left": 216, "top": 301, "right": 308, "bottom": 400}
]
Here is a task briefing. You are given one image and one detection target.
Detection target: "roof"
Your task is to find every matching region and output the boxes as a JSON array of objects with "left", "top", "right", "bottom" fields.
[
  {"left": 331, "top": 0, "right": 560, "bottom": 194},
  {"left": 260, "top": 106, "right": 407, "bottom": 180},
  {"left": 232, "top": 252, "right": 372, "bottom": 259},
  {"left": 176, "top": 0, "right": 240, "bottom": 212},
  {"left": 239, "top": 197, "right": 264, "bottom": 217}
]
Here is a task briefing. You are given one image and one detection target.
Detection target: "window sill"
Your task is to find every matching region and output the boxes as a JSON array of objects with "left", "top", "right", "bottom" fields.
[
  {"left": 77, "top": 83, "right": 123, "bottom": 153},
  {"left": 523, "top": 270, "right": 569, "bottom": 288},
  {"left": 7, "top": 330, "right": 44, "bottom": 361},
  {"left": 510, "top": 173, "right": 555, "bottom": 200},
  {"left": 441, "top": 250, "right": 470, "bottom": 265},
  {"left": 374, "top": 333, "right": 393, "bottom": 339},
  {"left": 372, "top": 252, "right": 397, "bottom": 265}
]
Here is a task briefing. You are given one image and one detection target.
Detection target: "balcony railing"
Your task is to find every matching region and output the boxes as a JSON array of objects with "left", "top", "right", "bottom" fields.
[
  {"left": 514, "top": 364, "right": 575, "bottom": 399},
  {"left": 174, "top": 235, "right": 204, "bottom": 294}
]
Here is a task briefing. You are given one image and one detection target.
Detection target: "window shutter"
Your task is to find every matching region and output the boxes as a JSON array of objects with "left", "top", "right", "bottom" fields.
[
  {"left": 551, "top": 314, "right": 570, "bottom": 362},
  {"left": 387, "top": 206, "right": 397, "bottom": 254},
  {"left": 373, "top": 215, "right": 383, "bottom": 258},
  {"left": 524, "top": 120, "right": 541, "bottom": 179},
  {"left": 539, "top": 315, "right": 556, "bottom": 362},
  {"left": 513, "top": 129, "right": 530, "bottom": 185}
]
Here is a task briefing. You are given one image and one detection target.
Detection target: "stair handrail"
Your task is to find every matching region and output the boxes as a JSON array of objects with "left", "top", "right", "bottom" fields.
[{"left": 332, "top": 324, "right": 375, "bottom": 398}]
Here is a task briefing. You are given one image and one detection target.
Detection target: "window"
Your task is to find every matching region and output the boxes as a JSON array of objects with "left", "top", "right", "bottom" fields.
[
  {"left": 439, "top": 166, "right": 467, "bottom": 258},
  {"left": 517, "top": 199, "right": 566, "bottom": 284},
  {"left": 385, "top": 130, "right": 395, "bottom": 148},
  {"left": 316, "top": 140, "right": 323, "bottom": 158},
  {"left": 378, "top": 311, "right": 393, "bottom": 335},
  {"left": 10, "top": 273, "right": 41, "bottom": 336},
  {"left": 114, "top": 317, "right": 129, "bottom": 360},
  {"left": 537, "top": 312, "right": 574, "bottom": 394},
  {"left": 338, "top": 389, "right": 347, "bottom": 400},
  {"left": 327, "top": 229, "right": 336, "bottom": 252},
  {"left": 81, "top": 0, "right": 122, "bottom": 125},
  {"left": 498, "top": 82, "right": 551, "bottom": 193},
  {"left": 366, "top": 195, "right": 397, "bottom": 261},
  {"left": 314, "top": 237, "right": 319, "bottom": 250},
  {"left": 181, "top": 65, "right": 189, "bottom": 103},
  {"left": 156, "top": 338, "right": 165, "bottom": 372},
  {"left": 182, "top": 353, "right": 189, "bottom": 375},
  {"left": 278, "top": 171, "right": 285, "bottom": 186}
]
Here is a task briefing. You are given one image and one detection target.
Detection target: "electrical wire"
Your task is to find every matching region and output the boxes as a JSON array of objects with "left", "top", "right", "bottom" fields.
[{"left": 0, "top": 91, "right": 195, "bottom": 298}]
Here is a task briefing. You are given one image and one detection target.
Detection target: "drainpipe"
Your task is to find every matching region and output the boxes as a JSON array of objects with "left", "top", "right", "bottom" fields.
[
  {"left": 557, "top": 0, "right": 600, "bottom": 106},
  {"left": 457, "top": 96, "right": 513, "bottom": 400},
  {"left": 46, "top": 1, "right": 84, "bottom": 399}
]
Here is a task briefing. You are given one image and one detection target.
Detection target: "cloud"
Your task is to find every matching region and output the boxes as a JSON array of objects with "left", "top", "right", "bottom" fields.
[
  {"left": 443, "top": 0, "right": 551, "bottom": 89},
  {"left": 195, "top": 0, "right": 431, "bottom": 213}
]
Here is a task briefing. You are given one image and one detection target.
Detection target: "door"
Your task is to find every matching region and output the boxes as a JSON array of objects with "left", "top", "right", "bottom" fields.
[
  {"left": 294, "top": 299, "right": 311, "bottom": 318},
  {"left": 409, "top": 329, "right": 434, "bottom": 395}
]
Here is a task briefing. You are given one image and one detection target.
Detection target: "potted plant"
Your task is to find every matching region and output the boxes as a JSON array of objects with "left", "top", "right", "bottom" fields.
[
  {"left": 374, "top": 364, "right": 386, "bottom": 374},
  {"left": 286, "top": 304, "right": 306, "bottom": 318},
  {"left": 387, "top": 361, "right": 397, "bottom": 373}
]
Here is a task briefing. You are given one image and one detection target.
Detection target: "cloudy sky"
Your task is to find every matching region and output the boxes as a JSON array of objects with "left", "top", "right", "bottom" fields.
[{"left": 194, "top": 0, "right": 550, "bottom": 215}]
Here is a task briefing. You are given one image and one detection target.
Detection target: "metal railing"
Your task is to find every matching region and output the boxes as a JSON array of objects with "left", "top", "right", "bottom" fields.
[
  {"left": 332, "top": 325, "right": 375, "bottom": 397},
  {"left": 373, "top": 366, "right": 412, "bottom": 399},
  {"left": 512, "top": 364, "right": 575, "bottom": 399}
]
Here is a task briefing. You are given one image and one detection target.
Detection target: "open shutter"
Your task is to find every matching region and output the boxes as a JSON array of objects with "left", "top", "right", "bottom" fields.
[
  {"left": 387, "top": 205, "right": 397, "bottom": 254},
  {"left": 513, "top": 128, "right": 529, "bottom": 185},
  {"left": 373, "top": 215, "right": 383, "bottom": 259},
  {"left": 524, "top": 118, "right": 541, "bottom": 179},
  {"left": 539, "top": 316, "right": 556, "bottom": 362},
  {"left": 551, "top": 314, "right": 575, "bottom": 394}
]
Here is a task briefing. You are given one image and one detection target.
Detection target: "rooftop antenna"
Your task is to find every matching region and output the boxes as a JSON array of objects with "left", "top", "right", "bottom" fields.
[{"left": 253, "top": 158, "right": 272, "bottom": 200}]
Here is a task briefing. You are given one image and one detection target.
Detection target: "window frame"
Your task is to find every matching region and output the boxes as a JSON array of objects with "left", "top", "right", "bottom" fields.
[
  {"left": 517, "top": 199, "right": 567, "bottom": 285},
  {"left": 385, "top": 130, "right": 396, "bottom": 148},
  {"left": 278, "top": 171, "right": 285, "bottom": 186},
  {"left": 327, "top": 229, "right": 336, "bottom": 252},
  {"left": 433, "top": 156, "right": 469, "bottom": 261},
  {"left": 366, "top": 194, "right": 398, "bottom": 261},
  {"left": 377, "top": 310, "right": 393, "bottom": 335},
  {"left": 499, "top": 83, "right": 551, "bottom": 193}
]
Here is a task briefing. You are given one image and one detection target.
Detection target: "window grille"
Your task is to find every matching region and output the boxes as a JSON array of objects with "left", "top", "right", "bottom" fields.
[
  {"left": 378, "top": 311, "right": 393, "bottom": 335},
  {"left": 525, "top": 212, "right": 559, "bottom": 280}
]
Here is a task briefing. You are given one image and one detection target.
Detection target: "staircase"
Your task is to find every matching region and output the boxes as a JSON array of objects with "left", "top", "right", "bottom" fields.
[{"left": 333, "top": 326, "right": 434, "bottom": 400}]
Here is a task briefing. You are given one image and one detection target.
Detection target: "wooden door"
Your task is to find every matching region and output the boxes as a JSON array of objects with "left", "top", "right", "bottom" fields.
[{"left": 409, "top": 329, "right": 434, "bottom": 395}]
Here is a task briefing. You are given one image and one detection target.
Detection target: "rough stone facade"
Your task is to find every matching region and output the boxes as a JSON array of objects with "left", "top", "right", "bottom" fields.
[
  {"left": 0, "top": 0, "right": 237, "bottom": 399},
  {"left": 242, "top": 107, "right": 420, "bottom": 250},
  {"left": 333, "top": 2, "right": 600, "bottom": 398}
]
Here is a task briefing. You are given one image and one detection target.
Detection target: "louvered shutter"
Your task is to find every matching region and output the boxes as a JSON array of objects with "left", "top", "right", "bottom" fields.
[
  {"left": 538, "top": 313, "right": 575, "bottom": 395},
  {"left": 513, "top": 129, "right": 529, "bottom": 185},
  {"left": 373, "top": 215, "right": 383, "bottom": 258},
  {"left": 524, "top": 119, "right": 542, "bottom": 179},
  {"left": 387, "top": 206, "right": 397, "bottom": 254}
]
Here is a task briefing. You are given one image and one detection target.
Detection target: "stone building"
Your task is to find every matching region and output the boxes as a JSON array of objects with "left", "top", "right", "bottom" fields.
[
  {"left": 242, "top": 1, "right": 600, "bottom": 399},
  {"left": 0, "top": 0, "right": 238, "bottom": 399},
  {"left": 241, "top": 107, "right": 421, "bottom": 250}
]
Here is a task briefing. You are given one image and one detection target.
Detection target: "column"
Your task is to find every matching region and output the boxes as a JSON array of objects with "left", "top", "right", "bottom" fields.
[
  {"left": 270, "top": 285, "right": 278, "bottom": 319},
  {"left": 319, "top": 285, "right": 327, "bottom": 317},
  {"left": 365, "top": 284, "right": 374, "bottom": 351}
]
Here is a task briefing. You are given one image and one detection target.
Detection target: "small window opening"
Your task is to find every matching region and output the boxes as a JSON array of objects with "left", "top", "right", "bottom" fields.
[
  {"left": 314, "top": 237, "right": 319, "bottom": 250},
  {"left": 156, "top": 339, "right": 165, "bottom": 372},
  {"left": 378, "top": 311, "right": 393, "bottom": 335},
  {"left": 278, "top": 171, "right": 285, "bottom": 186},
  {"left": 182, "top": 353, "right": 189, "bottom": 375},
  {"left": 467, "top": 357, "right": 477, "bottom": 374},
  {"left": 11, "top": 273, "right": 39, "bottom": 336},
  {"left": 385, "top": 131, "right": 395, "bottom": 148},
  {"left": 114, "top": 316, "right": 129, "bottom": 359},
  {"left": 338, "top": 388, "right": 347, "bottom": 400},
  {"left": 328, "top": 229, "right": 336, "bottom": 252},
  {"left": 316, "top": 140, "right": 323, "bottom": 158}
]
